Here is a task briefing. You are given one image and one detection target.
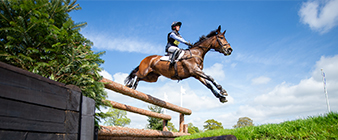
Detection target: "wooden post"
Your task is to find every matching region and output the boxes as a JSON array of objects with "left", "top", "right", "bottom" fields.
[
  {"left": 183, "top": 124, "right": 188, "bottom": 133},
  {"left": 179, "top": 113, "right": 184, "bottom": 133},
  {"left": 162, "top": 120, "right": 168, "bottom": 131}
]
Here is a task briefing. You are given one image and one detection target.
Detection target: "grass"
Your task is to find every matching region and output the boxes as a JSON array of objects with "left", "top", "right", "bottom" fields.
[{"left": 176, "top": 112, "right": 338, "bottom": 140}]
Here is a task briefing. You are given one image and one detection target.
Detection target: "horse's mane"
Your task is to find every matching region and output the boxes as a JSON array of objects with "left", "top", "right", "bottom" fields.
[{"left": 192, "top": 29, "right": 218, "bottom": 48}]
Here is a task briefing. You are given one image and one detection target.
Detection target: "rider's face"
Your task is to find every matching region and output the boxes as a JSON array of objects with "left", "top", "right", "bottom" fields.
[{"left": 175, "top": 26, "right": 180, "bottom": 31}]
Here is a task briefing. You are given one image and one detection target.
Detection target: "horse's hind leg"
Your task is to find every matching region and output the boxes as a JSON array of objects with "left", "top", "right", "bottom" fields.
[
  {"left": 131, "top": 76, "right": 139, "bottom": 90},
  {"left": 127, "top": 55, "right": 161, "bottom": 89},
  {"left": 125, "top": 66, "right": 139, "bottom": 88},
  {"left": 129, "top": 66, "right": 160, "bottom": 89},
  {"left": 139, "top": 72, "right": 160, "bottom": 83},
  {"left": 129, "top": 72, "right": 159, "bottom": 90}
]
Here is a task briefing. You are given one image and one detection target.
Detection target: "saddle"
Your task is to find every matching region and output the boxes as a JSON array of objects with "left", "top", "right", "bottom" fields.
[
  {"left": 160, "top": 50, "right": 185, "bottom": 62},
  {"left": 160, "top": 50, "right": 187, "bottom": 80}
]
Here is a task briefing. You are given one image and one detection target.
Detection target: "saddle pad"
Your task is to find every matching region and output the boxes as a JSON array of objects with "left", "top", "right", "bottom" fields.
[
  {"left": 160, "top": 56, "right": 170, "bottom": 61},
  {"left": 160, "top": 51, "right": 185, "bottom": 62}
]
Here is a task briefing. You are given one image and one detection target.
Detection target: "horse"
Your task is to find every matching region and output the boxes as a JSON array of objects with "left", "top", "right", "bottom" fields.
[{"left": 124, "top": 26, "right": 233, "bottom": 103}]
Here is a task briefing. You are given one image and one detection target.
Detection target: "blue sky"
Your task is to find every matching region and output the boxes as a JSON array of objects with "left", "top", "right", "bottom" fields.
[{"left": 70, "top": 0, "right": 338, "bottom": 130}]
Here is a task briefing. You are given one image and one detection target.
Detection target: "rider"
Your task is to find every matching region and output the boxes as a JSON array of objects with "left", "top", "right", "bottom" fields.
[{"left": 166, "top": 21, "right": 193, "bottom": 65}]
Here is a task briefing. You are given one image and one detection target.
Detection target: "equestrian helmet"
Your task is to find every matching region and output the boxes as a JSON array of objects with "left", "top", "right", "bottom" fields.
[{"left": 171, "top": 21, "right": 182, "bottom": 29}]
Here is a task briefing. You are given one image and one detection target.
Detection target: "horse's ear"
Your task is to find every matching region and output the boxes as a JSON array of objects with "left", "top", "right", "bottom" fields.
[
  {"left": 222, "top": 30, "right": 226, "bottom": 35},
  {"left": 217, "top": 25, "right": 221, "bottom": 33}
]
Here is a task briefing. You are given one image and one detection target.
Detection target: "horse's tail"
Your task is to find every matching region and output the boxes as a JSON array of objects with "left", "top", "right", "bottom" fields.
[{"left": 124, "top": 66, "right": 139, "bottom": 87}]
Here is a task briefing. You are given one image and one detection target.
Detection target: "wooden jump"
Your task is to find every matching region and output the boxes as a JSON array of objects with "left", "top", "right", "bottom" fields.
[{"left": 99, "top": 78, "right": 191, "bottom": 139}]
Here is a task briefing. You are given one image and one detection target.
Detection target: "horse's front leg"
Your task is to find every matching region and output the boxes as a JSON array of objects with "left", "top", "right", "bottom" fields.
[
  {"left": 205, "top": 75, "right": 227, "bottom": 96},
  {"left": 194, "top": 69, "right": 228, "bottom": 96},
  {"left": 195, "top": 76, "right": 228, "bottom": 103}
]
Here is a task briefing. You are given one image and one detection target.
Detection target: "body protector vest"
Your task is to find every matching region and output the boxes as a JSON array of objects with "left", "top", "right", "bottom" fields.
[{"left": 166, "top": 30, "right": 182, "bottom": 52}]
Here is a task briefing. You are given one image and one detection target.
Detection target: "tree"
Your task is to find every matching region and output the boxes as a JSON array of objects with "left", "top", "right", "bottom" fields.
[
  {"left": 203, "top": 119, "right": 224, "bottom": 131},
  {"left": 103, "top": 108, "right": 131, "bottom": 127},
  {"left": 233, "top": 117, "right": 253, "bottom": 128},
  {"left": 188, "top": 123, "right": 200, "bottom": 134},
  {"left": 0, "top": 0, "right": 108, "bottom": 126},
  {"left": 146, "top": 105, "right": 177, "bottom": 132},
  {"left": 167, "top": 121, "right": 178, "bottom": 132},
  {"left": 146, "top": 105, "right": 163, "bottom": 130}
]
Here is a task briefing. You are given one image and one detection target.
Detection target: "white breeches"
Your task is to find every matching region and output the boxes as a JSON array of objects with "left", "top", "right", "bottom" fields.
[{"left": 167, "top": 46, "right": 180, "bottom": 53}]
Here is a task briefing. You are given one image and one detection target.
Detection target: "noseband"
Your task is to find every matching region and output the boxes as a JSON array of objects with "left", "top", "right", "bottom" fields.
[{"left": 215, "top": 36, "right": 231, "bottom": 54}]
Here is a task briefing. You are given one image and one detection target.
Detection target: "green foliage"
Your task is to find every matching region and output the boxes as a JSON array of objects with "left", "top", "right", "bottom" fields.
[
  {"left": 176, "top": 112, "right": 338, "bottom": 140},
  {"left": 188, "top": 123, "right": 200, "bottom": 134},
  {"left": 146, "top": 105, "right": 177, "bottom": 132},
  {"left": 147, "top": 105, "right": 163, "bottom": 130},
  {"left": 203, "top": 119, "right": 224, "bottom": 131},
  {"left": 0, "top": 0, "right": 108, "bottom": 126},
  {"left": 103, "top": 108, "right": 131, "bottom": 127},
  {"left": 167, "top": 121, "right": 178, "bottom": 132},
  {"left": 233, "top": 117, "right": 254, "bottom": 128}
]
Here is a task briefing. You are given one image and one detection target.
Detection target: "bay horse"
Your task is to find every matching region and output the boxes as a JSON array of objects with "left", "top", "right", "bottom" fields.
[{"left": 125, "top": 26, "right": 233, "bottom": 103}]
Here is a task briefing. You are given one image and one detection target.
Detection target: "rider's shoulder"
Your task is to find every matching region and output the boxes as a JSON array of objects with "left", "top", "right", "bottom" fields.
[{"left": 169, "top": 30, "right": 179, "bottom": 35}]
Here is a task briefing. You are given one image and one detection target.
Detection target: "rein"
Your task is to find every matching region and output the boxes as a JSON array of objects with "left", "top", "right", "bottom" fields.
[
  {"left": 182, "top": 34, "right": 230, "bottom": 62},
  {"left": 180, "top": 50, "right": 204, "bottom": 63}
]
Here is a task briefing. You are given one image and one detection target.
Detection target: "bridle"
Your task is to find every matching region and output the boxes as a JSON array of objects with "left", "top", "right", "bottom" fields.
[
  {"left": 185, "top": 34, "right": 231, "bottom": 62},
  {"left": 194, "top": 35, "right": 230, "bottom": 51},
  {"left": 189, "top": 34, "right": 231, "bottom": 59},
  {"left": 215, "top": 35, "right": 231, "bottom": 55}
]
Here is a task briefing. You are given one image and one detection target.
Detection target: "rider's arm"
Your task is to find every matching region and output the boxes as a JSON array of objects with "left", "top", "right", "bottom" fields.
[{"left": 169, "top": 32, "right": 188, "bottom": 44}]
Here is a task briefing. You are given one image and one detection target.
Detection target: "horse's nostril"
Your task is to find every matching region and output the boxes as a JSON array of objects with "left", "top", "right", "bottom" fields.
[{"left": 227, "top": 48, "right": 232, "bottom": 54}]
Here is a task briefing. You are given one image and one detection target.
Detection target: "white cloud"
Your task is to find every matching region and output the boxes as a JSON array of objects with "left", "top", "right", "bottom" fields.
[
  {"left": 99, "top": 70, "right": 113, "bottom": 81},
  {"left": 235, "top": 55, "right": 338, "bottom": 125},
  {"left": 113, "top": 72, "right": 129, "bottom": 85},
  {"left": 312, "top": 55, "right": 338, "bottom": 82},
  {"left": 204, "top": 63, "right": 225, "bottom": 81},
  {"left": 299, "top": 0, "right": 338, "bottom": 34},
  {"left": 215, "top": 55, "right": 338, "bottom": 129},
  {"left": 84, "top": 32, "right": 162, "bottom": 54},
  {"left": 251, "top": 76, "right": 271, "bottom": 85},
  {"left": 126, "top": 112, "right": 148, "bottom": 129},
  {"left": 152, "top": 81, "right": 232, "bottom": 111}
]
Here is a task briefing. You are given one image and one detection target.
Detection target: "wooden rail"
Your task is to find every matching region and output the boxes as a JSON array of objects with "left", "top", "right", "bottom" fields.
[
  {"left": 101, "top": 78, "right": 192, "bottom": 115},
  {"left": 105, "top": 100, "right": 171, "bottom": 120},
  {"left": 99, "top": 126, "right": 189, "bottom": 139}
]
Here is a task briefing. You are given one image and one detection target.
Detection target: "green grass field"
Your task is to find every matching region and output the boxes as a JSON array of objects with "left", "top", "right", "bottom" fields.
[{"left": 176, "top": 112, "right": 338, "bottom": 140}]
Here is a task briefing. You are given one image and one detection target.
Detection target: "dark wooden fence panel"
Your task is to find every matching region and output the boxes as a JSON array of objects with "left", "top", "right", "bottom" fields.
[{"left": 0, "top": 62, "right": 94, "bottom": 140}]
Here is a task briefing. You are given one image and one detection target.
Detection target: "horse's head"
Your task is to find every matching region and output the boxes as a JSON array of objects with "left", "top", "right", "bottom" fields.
[{"left": 213, "top": 26, "right": 233, "bottom": 56}]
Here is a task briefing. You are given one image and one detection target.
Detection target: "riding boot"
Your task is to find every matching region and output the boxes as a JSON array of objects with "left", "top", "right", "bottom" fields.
[{"left": 170, "top": 49, "right": 181, "bottom": 66}]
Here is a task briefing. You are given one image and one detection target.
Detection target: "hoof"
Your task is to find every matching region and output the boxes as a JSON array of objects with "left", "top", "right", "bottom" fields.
[
  {"left": 219, "top": 97, "right": 228, "bottom": 103},
  {"left": 220, "top": 89, "right": 228, "bottom": 96}
]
